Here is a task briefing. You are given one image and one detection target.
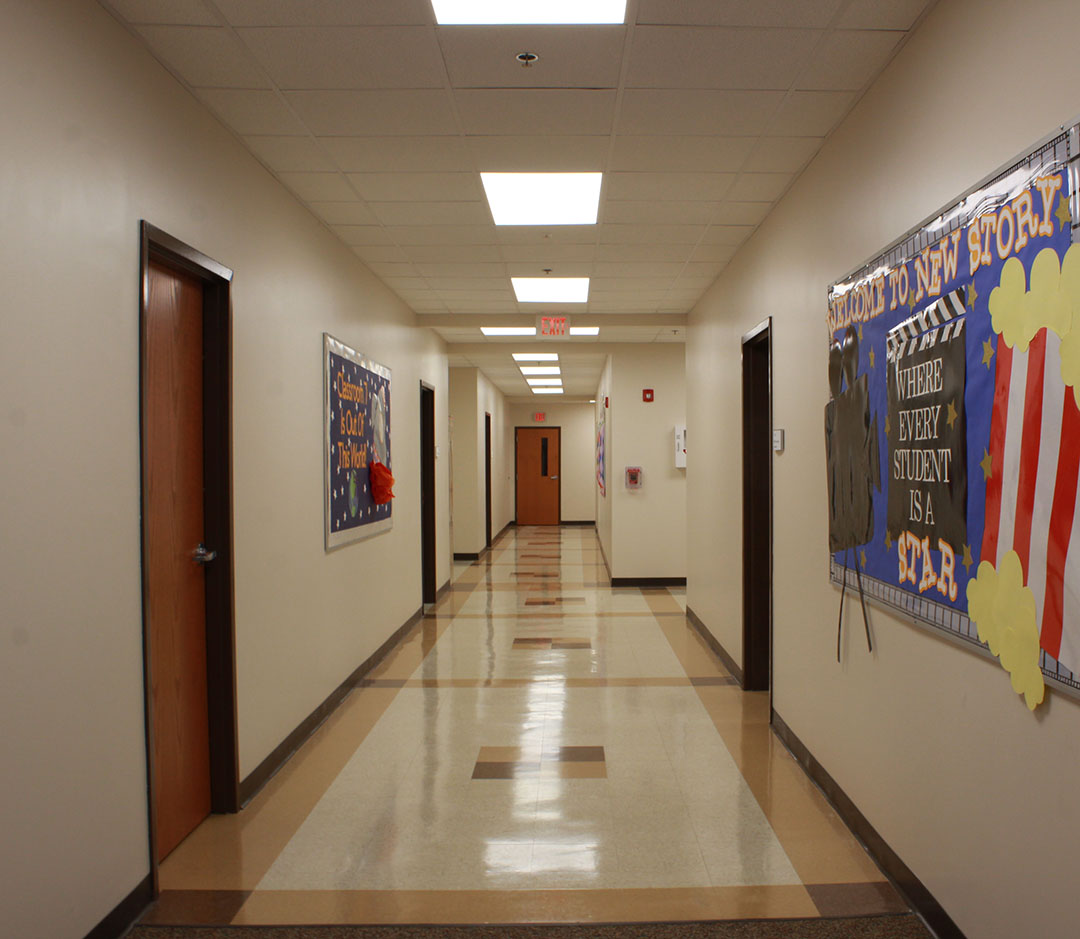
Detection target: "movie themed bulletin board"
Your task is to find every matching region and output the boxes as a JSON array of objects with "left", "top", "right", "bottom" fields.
[
  {"left": 324, "top": 333, "right": 392, "bottom": 550},
  {"left": 826, "top": 123, "right": 1080, "bottom": 708}
]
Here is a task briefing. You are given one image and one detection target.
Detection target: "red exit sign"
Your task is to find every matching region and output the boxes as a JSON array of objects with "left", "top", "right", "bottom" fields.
[
  {"left": 541, "top": 316, "right": 567, "bottom": 336},
  {"left": 534, "top": 412, "right": 546, "bottom": 422}
]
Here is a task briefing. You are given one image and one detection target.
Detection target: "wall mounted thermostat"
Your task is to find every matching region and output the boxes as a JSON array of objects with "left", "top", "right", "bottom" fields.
[
  {"left": 625, "top": 466, "right": 643, "bottom": 489},
  {"left": 773, "top": 429, "right": 785, "bottom": 453}
]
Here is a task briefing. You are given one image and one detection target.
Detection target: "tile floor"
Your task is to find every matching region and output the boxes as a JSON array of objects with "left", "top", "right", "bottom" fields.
[{"left": 142, "top": 525, "right": 910, "bottom": 926}]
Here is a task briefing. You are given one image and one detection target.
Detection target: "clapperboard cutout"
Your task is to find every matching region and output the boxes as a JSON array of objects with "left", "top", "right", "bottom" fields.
[{"left": 886, "top": 286, "right": 967, "bottom": 364}]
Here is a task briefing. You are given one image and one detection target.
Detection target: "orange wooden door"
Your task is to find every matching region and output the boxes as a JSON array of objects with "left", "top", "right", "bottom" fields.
[
  {"left": 516, "top": 427, "right": 560, "bottom": 525},
  {"left": 146, "top": 259, "right": 212, "bottom": 861}
]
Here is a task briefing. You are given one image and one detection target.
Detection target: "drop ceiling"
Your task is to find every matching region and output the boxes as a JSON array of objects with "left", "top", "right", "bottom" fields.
[{"left": 101, "top": 0, "right": 936, "bottom": 399}]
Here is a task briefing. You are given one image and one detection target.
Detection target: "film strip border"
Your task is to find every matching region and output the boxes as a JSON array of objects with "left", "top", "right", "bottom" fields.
[
  {"left": 886, "top": 287, "right": 967, "bottom": 361},
  {"left": 828, "top": 559, "right": 1080, "bottom": 697}
]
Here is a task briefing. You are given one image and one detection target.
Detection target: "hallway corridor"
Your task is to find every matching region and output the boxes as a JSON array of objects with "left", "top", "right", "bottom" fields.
[{"left": 140, "top": 526, "right": 909, "bottom": 928}]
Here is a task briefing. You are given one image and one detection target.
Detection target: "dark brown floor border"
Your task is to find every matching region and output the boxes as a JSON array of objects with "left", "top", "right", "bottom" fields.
[
  {"left": 685, "top": 605, "right": 744, "bottom": 685},
  {"left": 771, "top": 711, "right": 964, "bottom": 939},
  {"left": 84, "top": 872, "right": 152, "bottom": 939},
  {"left": 238, "top": 604, "right": 424, "bottom": 806},
  {"left": 611, "top": 576, "right": 687, "bottom": 587}
]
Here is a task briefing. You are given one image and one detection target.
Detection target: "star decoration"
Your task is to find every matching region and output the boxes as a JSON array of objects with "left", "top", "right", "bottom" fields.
[
  {"left": 1055, "top": 194, "right": 1072, "bottom": 231},
  {"left": 858, "top": 324, "right": 864, "bottom": 341},
  {"left": 885, "top": 413, "right": 891, "bottom": 436},
  {"left": 980, "top": 448, "right": 993, "bottom": 481},
  {"left": 962, "top": 543, "right": 973, "bottom": 574},
  {"left": 884, "top": 530, "right": 893, "bottom": 552},
  {"left": 968, "top": 282, "right": 978, "bottom": 308},
  {"left": 982, "top": 338, "right": 995, "bottom": 369},
  {"left": 946, "top": 398, "right": 959, "bottom": 429},
  {"left": 868, "top": 346, "right": 876, "bottom": 369},
  {"left": 860, "top": 549, "right": 867, "bottom": 569}
]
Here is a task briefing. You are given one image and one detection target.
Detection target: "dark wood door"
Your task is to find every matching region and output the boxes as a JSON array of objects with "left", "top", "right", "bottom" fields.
[
  {"left": 516, "top": 427, "right": 560, "bottom": 525},
  {"left": 146, "top": 258, "right": 212, "bottom": 860}
]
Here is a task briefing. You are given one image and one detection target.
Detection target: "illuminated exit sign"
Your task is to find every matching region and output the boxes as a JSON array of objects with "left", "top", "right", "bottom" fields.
[
  {"left": 534, "top": 412, "right": 546, "bottom": 422},
  {"left": 541, "top": 315, "right": 567, "bottom": 336}
]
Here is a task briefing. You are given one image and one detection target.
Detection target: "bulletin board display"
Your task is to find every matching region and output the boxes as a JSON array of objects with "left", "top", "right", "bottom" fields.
[
  {"left": 324, "top": 333, "right": 392, "bottom": 550},
  {"left": 826, "top": 123, "right": 1080, "bottom": 705}
]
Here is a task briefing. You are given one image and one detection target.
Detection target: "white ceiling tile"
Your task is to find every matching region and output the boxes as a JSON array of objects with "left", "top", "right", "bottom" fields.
[
  {"left": 380, "top": 277, "right": 431, "bottom": 291},
  {"left": 796, "top": 30, "right": 902, "bottom": 90},
  {"left": 499, "top": 244, "right": 598, "bottom": 263},
  {"left": 494, "top": 227, "right": 599, "bottom": 245},
  {"left": 369, "top": 202, "right": 492, "bottom": 226},
  {"left": 727, "top": 172, "right": 792, "bottom": 201},
  {"left": 365, "top": 261, "right": 421, "bottom": 277},
  {"left": 745, "top": 136, "right": 822, "bottom": 173},
  {"left": 699, "top": 224, "right": 753, "bottom": 245},
  {"left": 590, "top": 278, "right": 674, "bottom": 291},
  {"left": 443, "top": 298, "right": 516, "bottom": 310},
  {"left": 438, "top": 26, "right": 624, "bottom": 88},
  {"left": 195, "top": 89, "right": 308, "bottom": 135},
  {"left": 416, "top": 262, "right": 506, "bottom": 277},
  {"left": 238, "top": 27, "right": 445, "bottom": 89},
  {"left": 690, "top": 243, "right": 737, "bottom": 263},
  {"left": 618, "top": 89, "right": 783, "bottom": 135},
  {"left": 711, "top": 202, "right": 772, "bottom": 225},
  {"left": 136, "top": 26, "right": 269, "bottom": 87},
  {"left": 331, "top": 224, "right": 392, "bottom": 245},
  {"left": 636, "top": 0, "right": 843, "bottom": 28},
  {"left": 321, "top": 136, "right": 475, "bottom": 172},
  {"left": 455, "top": 90, "right": 617, "bottom": 135},
  {"left": 504, "top": 262, "right": 594, "bottom": 276},
  {"left": 285, "top": 90, "right": 458, "bottom": 136},
  {"left": 599, "top": 224, "right": 705, "bottom": 244},
  {"left": 765, "top": 90, "right": 855, "bottom": 136},
  {"left": 214, "top": 0, "right": 433, "bottom": 26},
  {"left": 277, "top": 171, "right": 356, "bottom": 201},
  {"left": 309, "top": 201, "right": 380, "bottom": 224},
  {"left": 425, "top": 277, "right": 512, "bottom": 290},
  {"left": 411, "top": 302, "right": 450, "bottom": 311},
  {"left": 243, "top": 135, "right": 337, "bottom": 172},
  {"left": 404, "top": 245, "right": 505, "bottom": 263},
  {"left": 606, "top": 172, "right": 735, "bottom": 201},
  {"left": 387, "top": 225, "right": 497, "bottom": 245},
  {"left": 347, "top": 173, "right": 484, "bottom": 202},
  {"left": 593, "top": 262, "right": 685, "bottom": 278},
  {"left": 627, "top": 27, "right": 818, "bottom": 90},
  {"left": 609, "top": 136, "right": 753, "bottom": 172},
  {"left": 352, "top": 245, "right": 411, "bottom": 264},
  {"left": 104, "top": 0, "right": 217, "bottom": 25},
  {"left": 466, "top": 136, "right": 609, "bottom": 171},
  {"left": 837, "top": 0, "right": 931, "bottom": 30},
  {"left": 603, "top": 201, "right": 719, "bottom": 224},
  {"left": 674, "top": 275, "right": 718, "bottom": 289},
  {"left": 595, "top": 244, "right": 690, "bottom": 262}
]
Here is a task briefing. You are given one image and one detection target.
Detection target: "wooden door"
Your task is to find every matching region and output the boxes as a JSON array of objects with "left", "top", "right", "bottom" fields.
[
  {"left": 146, "top": 258, "right": 212, "bottom": 861},
  {"left": 516, "top": 427, "right": 560, "bottom": 525}
]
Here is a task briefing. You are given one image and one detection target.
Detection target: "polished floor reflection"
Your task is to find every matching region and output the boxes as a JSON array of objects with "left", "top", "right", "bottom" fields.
[{"left": 143, "top": 525, "right": 909, "bottom": 926}]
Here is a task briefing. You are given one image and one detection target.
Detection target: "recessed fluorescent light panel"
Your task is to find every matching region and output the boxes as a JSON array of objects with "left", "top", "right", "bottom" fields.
[
  {"left": 519, "top": 366, "right": 561, "bottom": 375},
  {"left": 512, "top": 278, "right": 590, "bottom": 303},
  {"left": 481, "top": 173, "right": 602, "bottom": 226},
  {"left": 432, "top": 0, "right": 626, "bottom": 25},
  {"left": 480, "top": 326, "right": 536, "bottom": 336},
  {"left": 532, "top": 387, "right": 565, "bottom": 394},
  {"left": 512, "top": 352, "right": 559, "bottom": 362},
  {"left": 526, "top": 378, "right": 563, "bottom": 386},
  {"left": 569, "top": 326, "right": 600, "bottom": 336}
]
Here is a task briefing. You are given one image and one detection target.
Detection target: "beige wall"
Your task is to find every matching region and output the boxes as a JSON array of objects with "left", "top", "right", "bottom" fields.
[
  {"left": 509, "top": 402, "right": 597, "bottom": 523},
  {"left": 595, "top": 357, "right": 614, "bottom": 571},
  {"left": 0, "top": 2, "right": 449, "bottom": 936},
  {"left": 686, "top": 0, "right": 1080, "bottom": 935},
  {"left": 478, "top": 372, "right": 514, "bottom": 541}
]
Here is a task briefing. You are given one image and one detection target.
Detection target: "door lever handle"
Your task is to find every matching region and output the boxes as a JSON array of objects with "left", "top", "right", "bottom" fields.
[
  {"left": 550, "top": 475, "right": 558, "bottom": 479},
  {"left": 192, "top": 543, "right": 217, "bottom": 565}
]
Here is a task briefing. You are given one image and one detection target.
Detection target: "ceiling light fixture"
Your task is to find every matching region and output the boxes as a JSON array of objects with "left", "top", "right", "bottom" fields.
[
  {"left": 526, "top": 377, "right": 563, "bottom": 386},
  {"left": 512, "top": 277, "right": 590, "bottom": 303},
  {"left": 480, "top": 326, "right": 536, "bottom": 336},
  {"left": 432, "top": 0, "right": 626, "bottom": 25},
  {"left": 481, "top": 173, "right": 602, "bottom": 226},
  {"left": 532, "top": 387, "right": 565, "bottom": 394},
  {"left": 519, "top": 366, "right": 561, "bottom": 375},
  {"left": 512, "top": 352, "right": 559, "bottom": 361},
  {"left": 569, "top": 326, "right": 600, "bottom": 336}
]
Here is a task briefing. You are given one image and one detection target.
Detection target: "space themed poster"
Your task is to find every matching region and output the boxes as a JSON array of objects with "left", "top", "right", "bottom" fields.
[{"left": 324, "top": 333, "right": 392, "bottom": 550}]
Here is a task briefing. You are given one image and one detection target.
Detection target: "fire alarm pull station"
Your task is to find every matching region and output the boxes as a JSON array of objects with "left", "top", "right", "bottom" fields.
[
  {"left": 642, "top": 388, "right": 654, "bottom": 402},
  {"left": 625, "top": 466, "right": 643, "bottom": 489}
]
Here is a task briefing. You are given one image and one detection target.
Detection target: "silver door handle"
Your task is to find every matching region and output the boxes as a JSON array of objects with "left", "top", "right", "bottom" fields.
[
  {"left": 192, "top": 543, "right": 217, "bottom": 564},
  {"left": 550, "top": 475, "right": 558, "bottom": 479}
]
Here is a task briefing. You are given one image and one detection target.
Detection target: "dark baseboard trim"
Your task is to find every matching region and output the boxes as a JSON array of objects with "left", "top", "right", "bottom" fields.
[
  {"left": 83, "top": 873, "right": 152, "bottom": 939},
  {"left": 238, "top": 605, "right": 423, "bottom": 806},
  {"left": 560, "top": 519, "right": 596, "bottom": 526},
  {"left": 453, "top": 552, "right": 480, "bottom": 561},
  {"left": 494, "top": 520, "right": 515, "bottom": 541},
  {"left": 597, "top": 537, "right": 612, "bottom": 580},
  {"left": 435, "top": 577, "right": 451, "bottom": 602},
  {"left": 771, "top": 711, "right": 965, "bottom": 939},
  {"left": 685, "top": 605, "right": 744, "bottom": 685},
  {"left": 612, "top": 576, "right": 687, "bottom": 587}
]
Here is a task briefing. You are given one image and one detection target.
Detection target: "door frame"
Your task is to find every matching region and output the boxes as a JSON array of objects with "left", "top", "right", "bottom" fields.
[
  {"left": 484, "top": 413, "right": 492, "bottom": 548},
  {"left": 138, "top": 222, "right": 238, "bottom": 887},
  {"left": 420, "top": 382, "right": 437, "bottom": 603},
  {"left": 741, "top": 318, "right": 773, "bottom": 693},
  {"left": 514, "top": 425, "right": 562, "bottom": 524}
]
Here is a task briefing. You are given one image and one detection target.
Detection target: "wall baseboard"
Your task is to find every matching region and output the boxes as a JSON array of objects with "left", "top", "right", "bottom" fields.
[
  {"left": 560, "top": 519, "right": 596, "bottom": 526},
  {"left": 771, "top": 711, "right": 965, "bottom": 939},
  {"left": 435, "top": 577, "right": 451, "bottom": 601},
  {"left": 453, "top": 552, "right": 479, "bottom": 561},
  {"left": 238, "top": 605, "right": 423, "bottom": 806},
  {"left": 83, "top": 873, "right": 152, "bottom": 939},
  {"left": 612, "top": 576, "right": 686, "bottom": 587},
  {"left": 685, "top": 605, "right": 744, "bottom": 685}
]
